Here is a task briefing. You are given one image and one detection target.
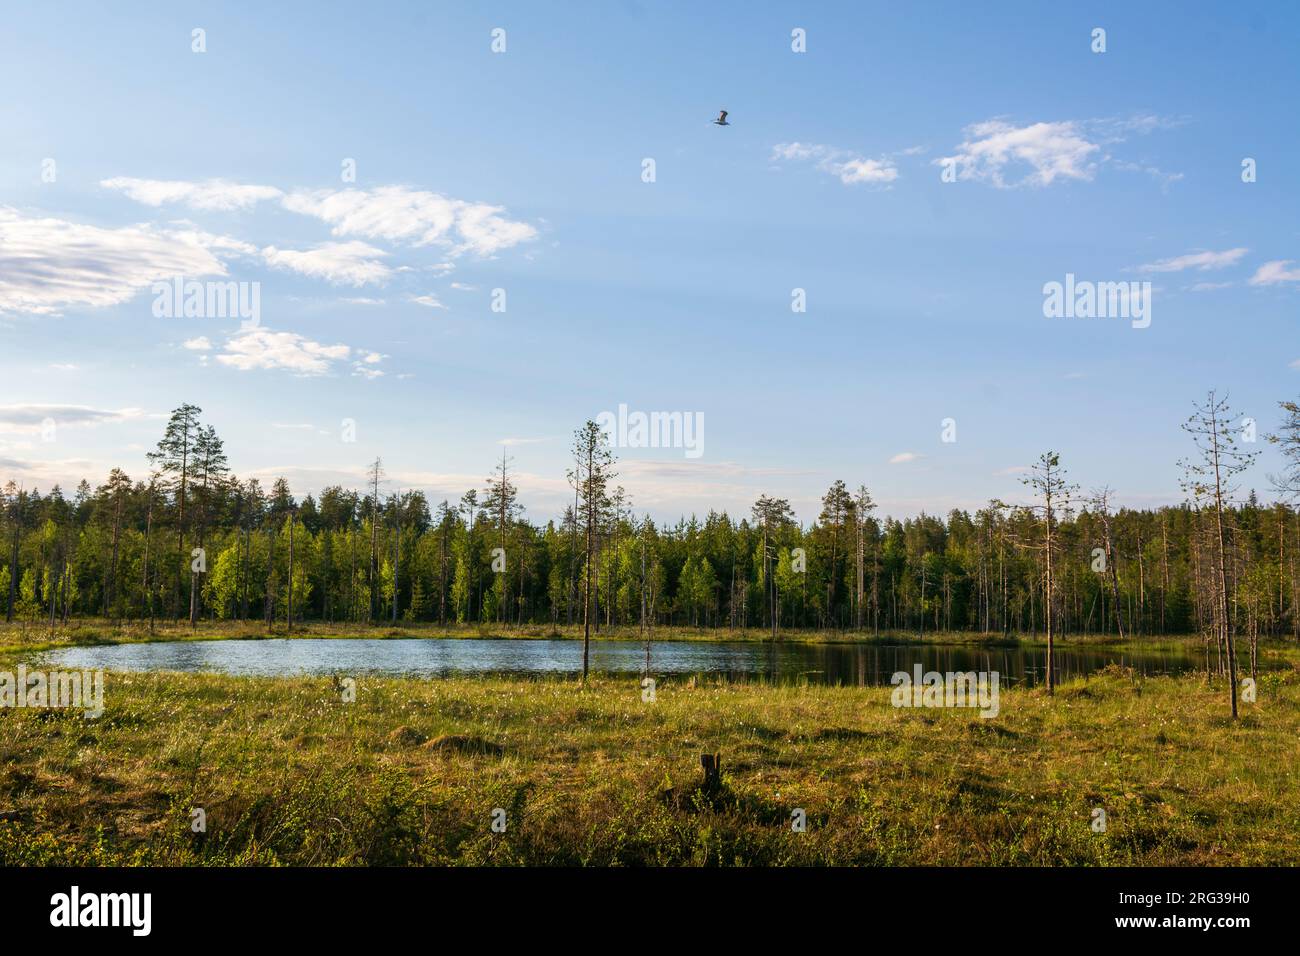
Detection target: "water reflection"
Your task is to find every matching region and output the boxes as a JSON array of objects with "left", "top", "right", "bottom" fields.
[{"left": 37, "top": 638, "right": 1232, "bottom": 688}]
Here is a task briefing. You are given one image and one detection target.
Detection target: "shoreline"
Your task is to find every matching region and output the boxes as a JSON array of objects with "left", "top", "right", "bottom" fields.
[{"left": 2, "top": 620, "right": 1293, "bottom": 659}]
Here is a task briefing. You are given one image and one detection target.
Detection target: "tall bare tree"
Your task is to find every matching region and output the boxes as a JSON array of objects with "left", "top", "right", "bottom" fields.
[
  {"left": 1270, "top": 398, "right": 1300, "bottom": 501},
  {"left": 1089, "top": 487, "right": 1124, "bottom": 639},
  {"left": 1181, "top": 391, "right": 1258, "bottom": 719},
  {"left": 1022, "top": 452, "right": 1078, "bottom": 695},
  {"left": 568, "top": 421, "right": 616, "bottom": 681}
]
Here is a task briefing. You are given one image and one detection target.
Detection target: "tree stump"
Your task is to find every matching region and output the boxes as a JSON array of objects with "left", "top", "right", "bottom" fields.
[{"left": 700, "top": 752, "right": 722, "bottom": 791}]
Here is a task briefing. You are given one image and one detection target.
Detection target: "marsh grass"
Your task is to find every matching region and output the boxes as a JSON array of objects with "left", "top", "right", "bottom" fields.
[{"left": 0, "top": 658, "right": 1297, "bottom": 866}]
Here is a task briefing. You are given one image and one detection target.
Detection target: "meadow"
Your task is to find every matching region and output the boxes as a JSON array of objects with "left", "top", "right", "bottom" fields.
[{"left": 1, "top": 633, "right": 1297, "bottom": 866}]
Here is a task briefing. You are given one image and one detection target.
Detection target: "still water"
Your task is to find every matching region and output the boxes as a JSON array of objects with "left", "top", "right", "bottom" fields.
[{"left": 38, "top": 637, "right": 1220, "bottom": 687}]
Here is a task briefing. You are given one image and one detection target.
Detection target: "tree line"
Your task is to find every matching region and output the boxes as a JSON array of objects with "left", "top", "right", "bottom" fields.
[{"left": 4, "top": 394, "right": 1299, "bottom": 691}]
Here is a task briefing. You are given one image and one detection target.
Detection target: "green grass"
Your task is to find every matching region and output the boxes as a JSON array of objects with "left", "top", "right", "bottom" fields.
[{"left": 1, "top": 660, "right": 1297, "bottom": 865}]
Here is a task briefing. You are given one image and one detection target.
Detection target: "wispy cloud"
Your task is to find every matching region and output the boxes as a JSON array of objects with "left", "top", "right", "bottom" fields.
[
  {"left": 0, "top": 404, "right": 144, "bottom": 434},
  {"left": 0, "top": 207, "right": 235, "bottom": 315},
  {"left": 352, "top": 351, "right": 387, "bottom": 380},
  {"left": 935, "top": 115, "right": 1180, "bottom": 188},
  {"left": 1138, "top": 248, "right": 1248, "bottom": 273},
  {"left": 771, "top": 142, "right": 899, "bottom": 185},
  {"left": 101, "top": 177, "right": 283, "bottom": 211},
  {"left": 1249, "top": 260, "right": 1300, "bottom": 286},
  {"left": 281, "top": 185, "right": 538, "bottom": 257},
  {"left": 262, "top": 240, "right": 392, "bottom": 286},
  {"left": 936, "top": 120, "right": 1099, "bottom": 187},
  {"left": 215, "top": 328, "right": 358, "bottom": 376},
  {"left": 889, "top": 451, "right": 923, "bottom": 464}
]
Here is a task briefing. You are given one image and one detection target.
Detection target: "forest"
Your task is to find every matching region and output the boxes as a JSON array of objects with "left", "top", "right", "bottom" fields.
[{"left": 4, "top": 395, "right": 1300, "bottom": 654}]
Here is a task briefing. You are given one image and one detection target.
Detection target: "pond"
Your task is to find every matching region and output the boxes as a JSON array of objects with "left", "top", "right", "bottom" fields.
[{"left": 36, "top": 637, "right": 1226, "bottom": 687}]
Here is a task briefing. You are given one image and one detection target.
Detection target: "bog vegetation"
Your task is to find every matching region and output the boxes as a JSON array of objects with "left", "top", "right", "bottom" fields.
[{"left": 1, "top": 667, "right": 1297, "bottom": 866}]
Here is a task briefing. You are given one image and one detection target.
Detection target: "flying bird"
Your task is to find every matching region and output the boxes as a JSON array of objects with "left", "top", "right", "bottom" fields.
[{"left": 713, "top": 110, "right": 729, "bottom": 126}]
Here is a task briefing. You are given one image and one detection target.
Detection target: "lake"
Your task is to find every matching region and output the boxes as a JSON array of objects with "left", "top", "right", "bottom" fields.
[{"left": 36, "top": 637, "right": 1223, "bottom": 687}]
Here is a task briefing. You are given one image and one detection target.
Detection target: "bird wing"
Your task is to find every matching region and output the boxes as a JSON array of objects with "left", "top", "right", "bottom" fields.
[{"left": 719, "top": 110, "right": 728, "bottom": 122}]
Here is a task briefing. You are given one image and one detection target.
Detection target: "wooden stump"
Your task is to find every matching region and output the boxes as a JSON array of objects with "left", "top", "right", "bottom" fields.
[{"left": 700, "top": 752, "right": 722, "bottom": 790}]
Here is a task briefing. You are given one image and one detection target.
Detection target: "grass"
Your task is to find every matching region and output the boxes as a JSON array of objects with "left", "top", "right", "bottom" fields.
[{"left": 1, "top": 659, "right": 1298, "bottom": 865}]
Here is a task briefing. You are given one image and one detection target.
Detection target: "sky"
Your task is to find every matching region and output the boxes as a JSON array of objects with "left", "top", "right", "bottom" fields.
[{"left": 1, "top": 0, "right": 1297, "bottom": 524}]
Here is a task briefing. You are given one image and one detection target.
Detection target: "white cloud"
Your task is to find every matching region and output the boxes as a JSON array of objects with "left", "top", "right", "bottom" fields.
[
  {"left": 0, "top": 207, "right": 235, "bottom": 315},
  {"left": 281, "top": 185, "right": 538, "bottom": 257},
  {"left": 936, "top": 120, "right": 1099, "bottom": 187},
  {"left": 166, "top": 226, "right": 259, "bottom": 257},
  {"left": 0, "top": 455, "right": 100, "bottom": 488},
  {"left": 836, "top": 158, "right": 899, "bottom": 185},
  {"left": 1188, "top": 281, "right": 1234, "bottom": 292},
  {"left": 889, "top": 452, "right": 922, "bottom": 464},
  {"left": 411, "top": 294, "right": 448, "bottom": 310},
  {"left": 351, "top": 350, "right": 387, "bottom": 380},
  {"left": 183, "top": 336, "right": 212, "bottom": 351},
  {"left": 771, "top": 142, "right": 899, "bottom": 185},
  {"left": 1249, "top": 260, "right": 1300, "bottom": 286},
  {"left": 0, "top": 404, "right": 144, "bottom": 435},
  {"left": 101, "top": 177, "right": 282, "bottom": 211},
  {"left": 262, "top": 240, "right": 392, "bottom": 286},
  {"left": 1138, "top": 248, "right": 1248, "bottom": 273},
  {"left": 936, "top": 115, "right": 1182, "bottom": 188},
  {"left": 215, "top": 328, "right": 353, "bottom": 375}
]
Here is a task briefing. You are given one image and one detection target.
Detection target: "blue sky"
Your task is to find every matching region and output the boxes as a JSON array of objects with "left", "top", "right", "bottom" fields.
[{"left": 1, "top": 1, "right": 1297, "bottom": 523}]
